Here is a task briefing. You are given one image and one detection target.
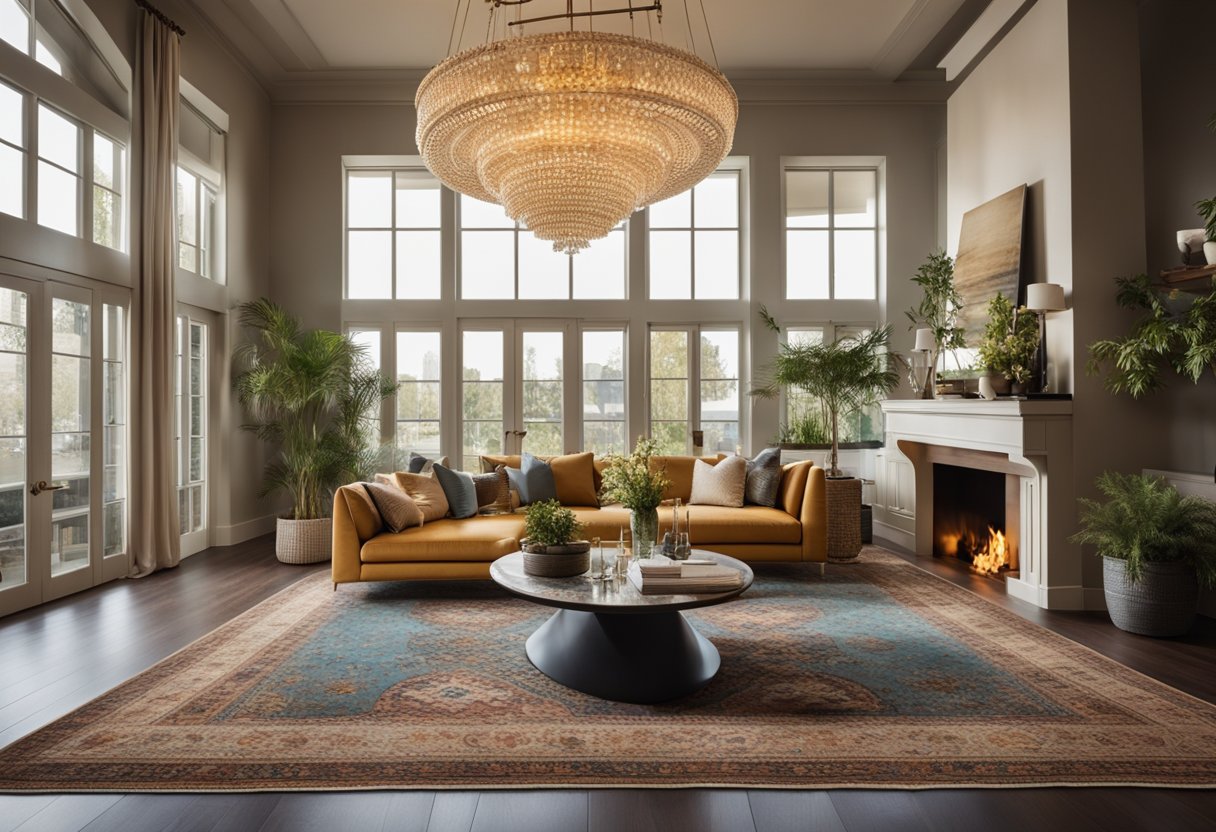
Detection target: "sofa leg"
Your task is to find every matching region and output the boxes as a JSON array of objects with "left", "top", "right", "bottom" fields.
[
  {"left": 818, "top": 563, "right": 825, "bottom": 577},
  {"left": 333, "top": 583, "right": 338, "bottom": 592}
]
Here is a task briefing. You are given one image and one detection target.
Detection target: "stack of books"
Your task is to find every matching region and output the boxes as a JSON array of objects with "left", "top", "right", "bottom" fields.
[{"left": 627, "top": 555, "right": 743, "bottom": 595}]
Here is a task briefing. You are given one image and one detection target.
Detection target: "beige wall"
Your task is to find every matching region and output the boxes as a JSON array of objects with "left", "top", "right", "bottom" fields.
[
  {"left": 86, "top": 0, "right": 275, "bottom": 539},
  {"left": 269, "top": 96, "right": 945, "bottom": 452},
  {"left": 947, "top": 0, "right": 1174, "bottom": 596}
]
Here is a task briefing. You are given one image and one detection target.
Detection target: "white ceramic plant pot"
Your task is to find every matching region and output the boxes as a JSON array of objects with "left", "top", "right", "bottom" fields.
[
  {"left": 1205, "top": 241, "right": 1216, "bottom": 265},
  {"left": 1177, "top": 228, "right": 1206, "bottom": 257}
]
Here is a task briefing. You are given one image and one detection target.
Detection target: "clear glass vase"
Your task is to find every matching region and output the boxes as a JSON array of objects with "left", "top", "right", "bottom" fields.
[{"left": 630, "top": 507, "right": 660, "bottom": 559}]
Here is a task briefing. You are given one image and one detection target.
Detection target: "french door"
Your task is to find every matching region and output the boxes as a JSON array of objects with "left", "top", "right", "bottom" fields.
[
  {"left": 0, "top": 275, "right": 129, "bottom": 617},
  {"left": 458, "top": 320, "right": 577, "bottom": 470}
]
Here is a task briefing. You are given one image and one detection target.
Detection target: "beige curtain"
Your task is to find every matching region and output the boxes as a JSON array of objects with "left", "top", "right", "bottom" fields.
[{"left": 129, "top": 10, "right": 181, "bottom": 577}]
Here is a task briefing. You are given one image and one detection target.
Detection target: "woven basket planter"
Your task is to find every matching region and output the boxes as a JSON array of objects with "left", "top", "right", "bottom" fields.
[
  {"left": 275, "top": 517, "right": 333, "bottom": 565},
  {"left": 1102, "top": 556, "right": 1198, "bottom": 637},
  {"left": 521, "top": 540, "right": 591, "bottom": 578},
  {"left": 826, "top": 477, "right": 863, "bottom": 563}
]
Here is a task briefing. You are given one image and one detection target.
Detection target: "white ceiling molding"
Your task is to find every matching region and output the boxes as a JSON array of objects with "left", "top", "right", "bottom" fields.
[{"left": 869, "top": 0, "right": 970, "bottom": 80}]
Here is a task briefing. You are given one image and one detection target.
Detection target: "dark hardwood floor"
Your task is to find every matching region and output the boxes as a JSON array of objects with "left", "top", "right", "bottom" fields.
[{"left": 1, "top": 536, "right": 1214, "bottom": 832}]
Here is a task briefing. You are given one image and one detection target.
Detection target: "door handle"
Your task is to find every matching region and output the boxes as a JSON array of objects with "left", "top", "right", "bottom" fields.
[{"left": 30, "top": 480, "right": 68, "bottom": 496}]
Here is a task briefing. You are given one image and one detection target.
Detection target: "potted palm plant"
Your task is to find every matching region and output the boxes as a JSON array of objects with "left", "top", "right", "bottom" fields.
[
  {"left": 233, "top": 299, "right": 396, "bottom": 564},
  {"left": 1071, "top": 472, "right": 1216, "bottom": 636}
]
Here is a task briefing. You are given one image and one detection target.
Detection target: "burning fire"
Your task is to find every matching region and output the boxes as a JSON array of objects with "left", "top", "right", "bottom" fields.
[{"left": 969, "top": 526, "right": 1009, "bottom": 576}]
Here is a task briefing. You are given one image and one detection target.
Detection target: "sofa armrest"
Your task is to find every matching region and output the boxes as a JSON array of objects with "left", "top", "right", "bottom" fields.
[
  {"left": 800, "top": 465, "right": 828, "bottom": 563},
  {"left": 332, "top": 485, "right": 377, "bottom": 585}
]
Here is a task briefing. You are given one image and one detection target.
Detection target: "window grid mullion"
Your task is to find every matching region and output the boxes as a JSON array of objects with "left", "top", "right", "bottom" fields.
[
  {"left": 827, "top": 170, "right": 836, "bottom": 300},
  {"left": 688, "top": 325, "right": 700, "bottom": 455}
]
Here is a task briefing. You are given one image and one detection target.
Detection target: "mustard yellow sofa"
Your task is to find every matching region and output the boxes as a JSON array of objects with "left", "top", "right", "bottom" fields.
[{"left": 331, "top": 456, "right": 828, "bottom": 586}]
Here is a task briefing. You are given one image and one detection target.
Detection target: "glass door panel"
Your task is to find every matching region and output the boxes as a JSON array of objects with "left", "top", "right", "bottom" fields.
[
  {"left": 176, "top": 314, "right": 208, "bottom": 556},
  {"left": 519, "top": 329, "right": 563, "bottom": 457},
  {"left": 49, "top": 297, "right": 90, "bottom": 577},
  {"left": 0, "top": 283, "right": 30, "bottom": 601},
  {"left": 461, "top": 328, "right": 505, "bottom": 472}
]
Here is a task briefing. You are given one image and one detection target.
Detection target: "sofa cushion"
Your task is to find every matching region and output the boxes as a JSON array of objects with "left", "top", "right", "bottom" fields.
[
  {"left": 362, "top": 481, "right": 424, "bottom": 533},
  {"left": 745, "top": 447, "right": 783, "bottom": 507},
  {"left": 570, "top": 505, "right": 632, "bottom": 542},
  {"left": 685, "top": 506, "right": 802, "bottom": 545},
  {"left": 360, "top": 515, "right": 526, "bottom": 563},
  {"left": 480, "top": 453, "right": 523, "bottom": 472},
  {"left": 689, "top": 456, "right": 746, "bottom": 507},
  {"left": 393, "top": 471, "right": 450, "bottom": 522},
  {"left": 779, "top": 462, "right": 811, "bottom": 518},
  {"left": 433, "top": 464, "right": 479, "bottom": 519},
  {"left": 508, "top": 453, "right": 557, "bottom": 505},
  {"left": 551, "top": 451, "right": 598, "bottom": 506},
  {"left": 650, "top": 455, "right": 725, "bottom": 502},
  {"left": 473, "top": 465, "right": 510, "bottom": 509},
  {"left": 340, "top": 484, "right": 384, "bottom": 541}
]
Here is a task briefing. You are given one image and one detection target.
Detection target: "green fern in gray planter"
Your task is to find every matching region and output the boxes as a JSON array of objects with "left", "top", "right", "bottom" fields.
[{"left": 1071, "top": 472, "right": 1216, "bottom": 636}]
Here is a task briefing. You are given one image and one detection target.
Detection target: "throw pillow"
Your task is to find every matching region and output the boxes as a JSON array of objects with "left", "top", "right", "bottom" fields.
[
  {"left": 550, "top": 451, "right": 598, "bottom": 506},
  {"left": 407, "top": 452, "right": 450, "bottom": 475},
  {"left": 373, "top": 472, "right": 398, "bottom": 488},
  {"left": 507, "top": 452, "right": 557, "bottom": 506},
  {"left": 433, "top": 464, "right": 479, "bottom": 519},
  {"left": 745, "top": 447, "right": 783, "bottom": 507},
  {"left": 362, "top": 482, "right": 424, "bottom": 532},
  {"left": 688, "top": 455, "right": 747, "bottom": 507},
  {"left": 472, "top": 465, "right": 510, "bottom": 509},
  {"left": 393, "top": 471, "right": 450, "bottom": 522}
]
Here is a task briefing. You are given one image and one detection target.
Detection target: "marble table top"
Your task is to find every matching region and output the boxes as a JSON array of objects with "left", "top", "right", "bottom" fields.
[{"left": 489, "top": 549, "right": 754, "bottom": 614}]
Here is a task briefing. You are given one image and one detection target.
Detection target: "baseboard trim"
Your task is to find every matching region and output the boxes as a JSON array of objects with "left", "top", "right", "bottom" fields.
[
  {"left": 1004, "top": 576, "right": 1090, "bottom": 610},
  {"left": 872, "top": 520, "right": 914, "bottom": 552},
  {"left": 213, "top": 514, "right": 277, "bottom": 547}
]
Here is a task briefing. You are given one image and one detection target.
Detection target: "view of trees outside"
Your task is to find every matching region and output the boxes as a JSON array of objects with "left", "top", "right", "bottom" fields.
[
  {"left": 50, "top": 298, "right": 90, "bottom": 575},
  {"left": 0, "top": 287, "right": 27, "bottom": 588},
  {"left": 781, "top": 325, "right": 883, "bottom": 445},
  {"left": 461, "top": 330, "right": 504, "bottom": 472},
  {"left": 175, "top": 317, "right": 206, "bottom": 538},
  {"left": 395, "top": 330, "right": 442, "bottom": 466},
  {"left": 521, "top": 331, "right": 563, "bottom": 457},
  {"left": 582, "top": 329, "right": 625, "bottom": 454},
  {"left": 649, "top": 328, "right": 738, "bottom": 455},
  {"left": 101, "top": 303, "right": 125, "bottom": 558},
  {"left": 91, "top": 131, "right": 123, "bottom": 251},
  {"left": 176, "top": 166, "right": 217, "bottom": 279}
]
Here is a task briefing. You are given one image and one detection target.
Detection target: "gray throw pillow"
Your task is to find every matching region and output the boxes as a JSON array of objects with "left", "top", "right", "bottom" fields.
[
  {"left": 433, "top": 464, "right": 479, "bottom": 519},
  {"left": 507, "top": 452, "right": 557, "bottom": 506},
  {"left": 408, "top": 452, "right": 449, "bottom": 475},
  {"left": 745, "top": 447, "right": 783, "bottom": 507}
]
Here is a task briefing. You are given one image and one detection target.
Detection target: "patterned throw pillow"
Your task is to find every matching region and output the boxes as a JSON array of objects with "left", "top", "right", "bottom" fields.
[
  {"left": 745, "top": 447, "right": 783, "bottom": 507},
  {"left": 472, "top": 465, "right": 510, "bottom": 509},
  {"left": 407, "top": 453, "right": 450, "bottom": 475},
  {"left": 433, "top": 464, "right": 479, "bottom": 520},
  {"left": 362, "top": 482, "right": 424, "bottom": 533},
  {"left": 393, "top": 471, "right": 450, "bottom": 522},
  {"left": 688, "top": 455, "right": 747, "bottom": 508}
]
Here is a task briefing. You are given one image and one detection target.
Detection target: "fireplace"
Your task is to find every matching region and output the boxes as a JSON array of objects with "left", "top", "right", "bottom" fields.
[{"left": 932, "top": 464, "right": 1014, "bottom": 576}]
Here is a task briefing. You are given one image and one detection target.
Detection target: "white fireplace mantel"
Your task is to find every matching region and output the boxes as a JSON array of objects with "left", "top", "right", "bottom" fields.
[{"left": 877, "top": 399, "right": 1083, "bottom": 610}]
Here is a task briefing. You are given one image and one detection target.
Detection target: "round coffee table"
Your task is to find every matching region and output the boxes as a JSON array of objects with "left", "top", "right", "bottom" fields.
[{"left": 490, "top": 550, "right": 753, "bottom": 704}]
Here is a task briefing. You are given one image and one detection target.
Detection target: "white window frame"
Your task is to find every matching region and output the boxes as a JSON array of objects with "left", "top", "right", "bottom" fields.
[
  {"left": 175, "top": 311, "right": 209, "bottom": 556},
  {"left": 646, "top": 168, "right": 743, "bottom": 301},
  {"left": 578, "top": 323, "right": 629, "bottom": 457},
  {"left": 646, "top": 323, "right": 742, "bottom": 456}
]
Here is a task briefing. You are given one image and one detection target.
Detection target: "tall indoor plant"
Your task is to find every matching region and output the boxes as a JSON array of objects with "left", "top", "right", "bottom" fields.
[
  {"left": 233, "top": 298, "right": 396, "bottom": 563},
  {"left": 753, "top": 326, "right": 898, "bottom": 478},
  {"left": 905, "top": 250, "right": 966, "bottom": 396},
  {"left": 599, "top": 437, "right": 670, "bottom": 558},
  {"left": 1071, "top": 472, "right": 1216, "bottom": 636}
]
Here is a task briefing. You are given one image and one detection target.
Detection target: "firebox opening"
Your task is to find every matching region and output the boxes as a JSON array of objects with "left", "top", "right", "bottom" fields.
[{"left": 933, "top": 463, "right": 1012, "bottom": 577}]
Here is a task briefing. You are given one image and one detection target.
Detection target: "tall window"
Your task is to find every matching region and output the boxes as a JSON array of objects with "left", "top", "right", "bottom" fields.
[
  {"left": 92, "top": 131, "right": 124, "bottom": 250},
  {"left": 347, "top": 327, "right": 382, "bottom": 451},
  {"left": 0, "top": 80, "right": 25, "bottom": 219},
  {"left": 648, "top": 171, "right": 740, "bottom": 300},
  {"left": 782, "top": 324, "right": 882, "bottom": 445},
  {"left": 37, "top": 103, "right": 79, "bottom": 237},
  {"left": 176, "top": 98, "right": 224, "bottom": 282},
  {"left": 396, "top": 330, "right": 442, "bottom": 465},
  {"left": 648, "top": 326, "right": 740, "bottom": 455},
  {"left": 785, "top": 168, "right": 878, "bottom": 300},
  {"left": 520, "top": 330, "right": 563, "bottom": 456},
  {"left": 49, "top": 297, "right": 90, "bottom": 576},
  {"left": 581, "top": 328, "right": 626, "bottom": 455},
  {"left": 175, "top": 316, "right": 206, "bottom": 542},
  {"left": 460, "top": 195, "right": 626, "bottom": 300},
  {"left": 345, "top": 169, "right": 441, "bottom": 299}
]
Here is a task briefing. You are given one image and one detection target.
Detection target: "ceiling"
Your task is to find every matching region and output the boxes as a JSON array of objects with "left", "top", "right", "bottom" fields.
[{"left": 190, "top": 0, "right": 991, "bottom": 89}]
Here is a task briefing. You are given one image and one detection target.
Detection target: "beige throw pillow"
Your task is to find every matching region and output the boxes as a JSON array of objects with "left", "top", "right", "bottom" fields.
[
  {"left": 688, "top": 455, "right": 746, "bottom": 507},
  {"left": 362, "top": 482, "right": 425, "bottom": 532},
  {"left": 393, "top": 471, "right": 450, "bottom": 522}
]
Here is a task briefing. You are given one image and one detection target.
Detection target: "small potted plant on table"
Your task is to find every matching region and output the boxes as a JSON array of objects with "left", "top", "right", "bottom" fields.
[
  {"left": 521, "top": 499, "right": 591, "bottom": 577},
  {"left": 1071, "top": 472, "right": 1216, "bottom": 637}
]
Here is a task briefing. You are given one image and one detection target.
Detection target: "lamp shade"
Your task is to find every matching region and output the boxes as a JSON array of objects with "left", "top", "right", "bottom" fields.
[
  {"left": 1025, "top": 283, "right": 1066, "bottom": 312},
  {"left": 913, "top": 328, "right": 935, "bottom": 351}
]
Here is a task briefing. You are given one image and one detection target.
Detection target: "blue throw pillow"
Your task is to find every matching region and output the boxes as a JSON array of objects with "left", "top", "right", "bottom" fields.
[
  {"left": 508, "top": 453, "right": 557, "bottom": 506},
  {"left": 432, "top": 464, "right": 478, "bottom": 519}
]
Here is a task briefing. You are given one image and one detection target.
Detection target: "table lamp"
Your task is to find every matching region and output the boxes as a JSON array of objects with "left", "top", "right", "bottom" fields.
[{"left": 1025, "top": 283, "right": 1066, "bottom": 393}]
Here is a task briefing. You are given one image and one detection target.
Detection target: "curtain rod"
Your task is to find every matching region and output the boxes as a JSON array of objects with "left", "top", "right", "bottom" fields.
[{"left": 134, "top": 0, "right": 186, "bottom": 37}]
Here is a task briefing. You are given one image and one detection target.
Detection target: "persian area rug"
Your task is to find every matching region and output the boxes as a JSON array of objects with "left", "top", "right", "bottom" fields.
[{"left": 2, "top": 547, "right": 1215, "bottom": 792}]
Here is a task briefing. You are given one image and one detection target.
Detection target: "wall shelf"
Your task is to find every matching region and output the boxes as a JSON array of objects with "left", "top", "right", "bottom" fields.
[{"left": 1160, "top": 265, "right": 1216, "bottom": 292}]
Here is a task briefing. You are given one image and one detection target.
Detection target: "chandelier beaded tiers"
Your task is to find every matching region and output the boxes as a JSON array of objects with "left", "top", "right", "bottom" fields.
[{"left": 416, "top": 1, "right": 738, "bottom": 254}]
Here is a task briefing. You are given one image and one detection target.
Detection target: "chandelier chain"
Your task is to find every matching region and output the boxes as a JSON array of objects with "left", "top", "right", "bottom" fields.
[
  {"left": 697, "top": 0, "right": 718, "bottom": 68},
  {"left": 682, "top": 0, "right": 695, "bottom": 55}
]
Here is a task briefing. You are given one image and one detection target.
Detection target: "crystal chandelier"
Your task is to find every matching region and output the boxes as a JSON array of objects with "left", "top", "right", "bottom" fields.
[{"left": 416, "top": 1, "right": 737, "bottom": 254}]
